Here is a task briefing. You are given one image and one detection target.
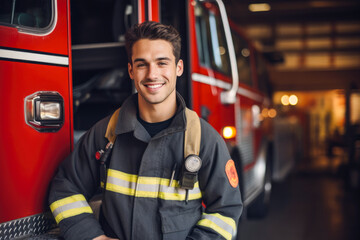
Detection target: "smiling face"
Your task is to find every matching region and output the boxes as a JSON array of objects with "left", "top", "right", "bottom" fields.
[{"left": 128, "top": 39, "right": 183, "bottom": 110}]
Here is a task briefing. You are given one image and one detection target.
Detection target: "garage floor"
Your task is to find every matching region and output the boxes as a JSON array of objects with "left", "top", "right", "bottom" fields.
[{"left": 237, "top": 152, "right": 360, "bottom": 240}]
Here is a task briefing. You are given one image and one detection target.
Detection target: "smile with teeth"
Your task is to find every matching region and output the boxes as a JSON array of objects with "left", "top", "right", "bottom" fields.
[{"left": 145, "top": 83, "right": 165, "bottom": 89}]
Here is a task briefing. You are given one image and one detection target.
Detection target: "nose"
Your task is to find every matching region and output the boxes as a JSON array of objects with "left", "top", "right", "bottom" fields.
[{"left": 147, "top": 63, "right": 159, "bottom": 80}]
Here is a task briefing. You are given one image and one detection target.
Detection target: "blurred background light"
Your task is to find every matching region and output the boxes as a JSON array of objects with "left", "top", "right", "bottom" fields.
[
  {"left": 289, "top": 94, "right": 299, "bottom": 105},
  {"left": 281, "top": 94, "right": 290, "bottom": 105}
]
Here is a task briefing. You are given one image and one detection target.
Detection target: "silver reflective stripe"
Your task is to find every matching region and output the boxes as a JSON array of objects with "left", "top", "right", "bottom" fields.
[
  {"left": 197, "top": 213, "right": 236, "bottom": 240},
  {"left": 107, "top": 175, "right": 137, "bottom": 189},
  {"left": 136, "top": 180, "right": 160, "bottom": 192},
  {"left": 52, "top": 200, "right": 89, "bottom": 218},
  {"left": 202, "top": 214, "right": 236, "bottom": 236}
]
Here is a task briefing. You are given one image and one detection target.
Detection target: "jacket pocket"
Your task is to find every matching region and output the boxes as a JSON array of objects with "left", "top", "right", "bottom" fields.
[{"left": 160, "top": 207, "right": 201, "bottom": 240}]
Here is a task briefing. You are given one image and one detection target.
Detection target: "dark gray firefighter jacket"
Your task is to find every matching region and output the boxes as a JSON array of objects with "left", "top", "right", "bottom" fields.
[{"left": 48, "top": 93, "right": 242, "bottom": 240}]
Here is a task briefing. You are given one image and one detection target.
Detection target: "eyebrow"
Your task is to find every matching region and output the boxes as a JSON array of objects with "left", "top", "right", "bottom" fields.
[
  {"left": 156, "top": 57, "right": 171, "bottom": 61},
  {"left": 133, "top": 57, "right": 171, "bottom": 63}
]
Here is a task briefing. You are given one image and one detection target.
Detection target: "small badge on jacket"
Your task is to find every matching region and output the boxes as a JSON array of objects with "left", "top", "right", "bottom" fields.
[{"left": 225, "top": 159, "right": 239, "bottom": 188}]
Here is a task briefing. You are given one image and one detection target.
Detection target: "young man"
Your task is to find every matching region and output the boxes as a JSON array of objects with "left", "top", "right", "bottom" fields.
[{"left": 49, "top": 21, "right": 242, "bottom": 240}]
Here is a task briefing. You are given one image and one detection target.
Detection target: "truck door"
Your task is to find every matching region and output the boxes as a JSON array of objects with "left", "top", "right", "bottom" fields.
[
  {"left": 0, "top": 0, "right": 72, "bottom": 235},
  {"left": 188, "top": 0, "right": 238, "bottom": 133}
]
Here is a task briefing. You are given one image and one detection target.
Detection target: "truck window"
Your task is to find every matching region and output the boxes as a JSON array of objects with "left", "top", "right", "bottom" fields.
[
  {"left": 0, "top": 0, "right": 52, "bottom": 29},
  {"left": 231, "top": 30, "right": 253, "bottom": 87},
  {"left": 71, "top": 0, "right": 133, "bottom": 135},
  {"left": 194, "top": 2, "right": 231, "bottom": 77},
  {"left": 70, "top": 0, "right": 132, "bottom": 45}
]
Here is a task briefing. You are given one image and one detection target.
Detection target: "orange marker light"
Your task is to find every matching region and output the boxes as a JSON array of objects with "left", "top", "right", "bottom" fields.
[{"left": 222, "top": 126, "right": 237, "bottom": 139}]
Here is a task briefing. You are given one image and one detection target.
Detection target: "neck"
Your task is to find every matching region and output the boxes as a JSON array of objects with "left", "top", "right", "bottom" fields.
[{"left": 138, "top": 93, "right": 177, "bottom": 123}]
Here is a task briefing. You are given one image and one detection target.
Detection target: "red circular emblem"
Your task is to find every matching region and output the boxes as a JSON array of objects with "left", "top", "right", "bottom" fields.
[{"left": 225, "top": 159, "right": 239, "bottom": 188}]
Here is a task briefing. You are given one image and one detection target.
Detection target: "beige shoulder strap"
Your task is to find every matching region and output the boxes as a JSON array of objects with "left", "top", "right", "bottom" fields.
[
  {"left": 104, "top": 107, "right": 201, "bottom": 157},
  {"left": 184, "top": 108, "right": 201, "bottom": 158},
  {"left": 105, "top": 108, "right": 121, "bottom": 144}
]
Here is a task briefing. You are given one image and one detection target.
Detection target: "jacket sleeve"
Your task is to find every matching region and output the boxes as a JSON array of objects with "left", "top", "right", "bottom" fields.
[
  {"left": 186, "top": 120, "right": 243, "bottom": 240},
  {"left": 48, "top": 117, "right": 110, "bottom": 240}
]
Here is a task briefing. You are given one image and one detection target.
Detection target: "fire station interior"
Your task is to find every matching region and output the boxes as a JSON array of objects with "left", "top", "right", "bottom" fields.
[
  {"left": 2, "top": 0, "right": 353, "bottom": 238},
  {"left": 224, "top": 1, "right": 360, "bottom": 239},
  {"left": 69, "top": 0, "right": 360, "bottom": 239}
]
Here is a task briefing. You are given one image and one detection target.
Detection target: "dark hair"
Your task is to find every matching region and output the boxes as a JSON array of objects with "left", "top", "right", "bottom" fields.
[{"left": 125, "top": 21, "right": 181, "bottom": 64}]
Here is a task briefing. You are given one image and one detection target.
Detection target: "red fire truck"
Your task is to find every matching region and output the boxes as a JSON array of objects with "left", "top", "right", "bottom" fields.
[{"left": 0, "top": 0, "right": 273, "bottom": 238}]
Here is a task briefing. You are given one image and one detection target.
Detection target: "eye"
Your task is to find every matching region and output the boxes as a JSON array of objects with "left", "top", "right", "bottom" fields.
[
  {"left": 158, "top": 61, "right": 168, "bottom": 66},
  {"left": 136, "top": 63, "right": 146, "bottom": 68}
]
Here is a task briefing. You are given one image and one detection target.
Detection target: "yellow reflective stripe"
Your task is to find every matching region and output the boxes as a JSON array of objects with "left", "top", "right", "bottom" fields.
[
  {"left": 197, "top": 213, "right": 236, "bottom": 240},
  {"left": 54, "top": 206, "right": 93, "bottom": 224},
  {"left": 50, "top": 194, "right": 86, "bottom": 211},
  {"left": 135, "top": 189, "right": 159, "bottom": 198},
  {"left": 208, "top": 213, "right": 236, "bottom": 231},
  {"left": 105, "top": 169, "right": 202, "bottom": 201},
  {"left": 108, "top": 169, "right": 138, "bottom": 182},
  {"left": 50, "top": 194, "right": 93, "bottom": 224},
  {"left": 198, "top": 219, "right": 232, "bottom": 240},
  {"left": 138, "top": 176, "right": 161, "bottom": 185},
  {"left": 106, "top": 182, "right": 136, "bottom": 196},
  {"left": 185, "top": 191, "right": 202, "bottom": 200},
  {"left": 158, "top": 191, "right": 202, "bottom": 201}
]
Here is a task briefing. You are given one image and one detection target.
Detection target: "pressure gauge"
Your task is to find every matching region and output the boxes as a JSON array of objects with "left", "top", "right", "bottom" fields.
[{"left": 184, "top": 155, "right": 202, "bottom": 172}]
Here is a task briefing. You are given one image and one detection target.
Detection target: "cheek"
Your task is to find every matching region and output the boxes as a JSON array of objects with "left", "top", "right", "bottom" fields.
[
  {"left": 133, "top": 70, "right": 145, "bottom": 80},
  {"left": 164, "top": 69, "right": 177, "bottom": 80}
]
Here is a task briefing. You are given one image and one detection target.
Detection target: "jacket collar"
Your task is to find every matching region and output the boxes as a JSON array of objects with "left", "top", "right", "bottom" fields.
[{"left": 114, "top": 92, "right": 187, "bottom": 142}]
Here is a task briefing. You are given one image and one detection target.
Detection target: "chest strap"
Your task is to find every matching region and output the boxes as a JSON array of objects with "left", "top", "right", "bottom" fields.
[
  {"left": 105, "top": 108, "right": 121, "bottom": 144},
  {"left": 184, "top": 108, "right": 201, "bottom": 158}
]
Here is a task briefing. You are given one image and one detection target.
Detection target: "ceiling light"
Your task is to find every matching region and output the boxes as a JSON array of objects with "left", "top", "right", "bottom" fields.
[{"left": 248, "top": 3, "right": 271, "bottom": 12}]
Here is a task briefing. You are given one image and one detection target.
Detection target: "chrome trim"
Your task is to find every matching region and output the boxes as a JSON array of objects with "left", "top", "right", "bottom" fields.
[
  {"left": 24, "top": 91, "right": 64, "bottom": 132},
  {"left": 16, "top": 0, "right": 58, "bottom": 36},
  {"left": 192, "top": 73, "right": 263, "bottom": 102},
  {"left": 72, "top": 42, "right": 126, "bottom": 50},
  {"left": 0, "top": 48, "right": 68, "bottom": 66},
  {"left": 192, "top": 73, "right": 231, "bottom": 89},
  {"left": 215, "top": 0, "right": 239, "bottom": 104}
]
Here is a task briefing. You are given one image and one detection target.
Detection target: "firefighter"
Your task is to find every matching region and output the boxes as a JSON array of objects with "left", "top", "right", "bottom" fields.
[{"left": 49, "top": 21, "right": 242, "bottom": 240}]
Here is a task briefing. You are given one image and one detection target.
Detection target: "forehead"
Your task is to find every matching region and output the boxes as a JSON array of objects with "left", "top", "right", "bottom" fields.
[{"left": 132, "top": 39, "right": 174, "bottom": 60}]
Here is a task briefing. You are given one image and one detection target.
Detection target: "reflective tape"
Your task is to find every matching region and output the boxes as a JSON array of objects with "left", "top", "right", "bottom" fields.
[
  {"left": 197, "top": 213, "right": 236, "bottom": 240},
  {"left": 50, "top": 194, "right": 93, "bottom": 224},
  {"left": 106, "top": 169, "right": 202, "bottom": 201}
]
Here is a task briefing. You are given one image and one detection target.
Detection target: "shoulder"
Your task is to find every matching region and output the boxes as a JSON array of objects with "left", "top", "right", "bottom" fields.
[
  {"left": 199, "top": 118, "right": 224, "bottom": 144},
  {"left": 91, "top": 115, "right": 112, "bottom": 137},
  {"left": 78, "top": 114, "right": 112, "bottom": 148},
  {"left": 199, "top": 118, "right": 229, "bottom": 155},
  {"left": 198, "top": 118, "right": 231, "bottom": 167}
]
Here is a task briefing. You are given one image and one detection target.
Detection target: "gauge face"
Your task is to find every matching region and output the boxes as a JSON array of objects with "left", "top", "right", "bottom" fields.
[{"left": 185, "top": 155, "right": 202, "bottom": 172}]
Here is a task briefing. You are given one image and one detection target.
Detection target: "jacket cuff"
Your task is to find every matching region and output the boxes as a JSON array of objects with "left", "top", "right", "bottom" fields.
[{"left": 60, "top": 214, "right": 104, "bottom": 240}]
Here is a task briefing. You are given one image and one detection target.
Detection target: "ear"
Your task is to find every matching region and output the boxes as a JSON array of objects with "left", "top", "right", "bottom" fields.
[
  {"left": 176, "top": 59, "right": 184, "bottom": 77},
  {"left": 128, "top": 63, "right": 134, "bottom": 80}
]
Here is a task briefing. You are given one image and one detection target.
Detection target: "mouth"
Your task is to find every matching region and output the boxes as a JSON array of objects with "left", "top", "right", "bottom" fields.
[{"left": 143, "top": 82, "right": 165, "bottom": 90}]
